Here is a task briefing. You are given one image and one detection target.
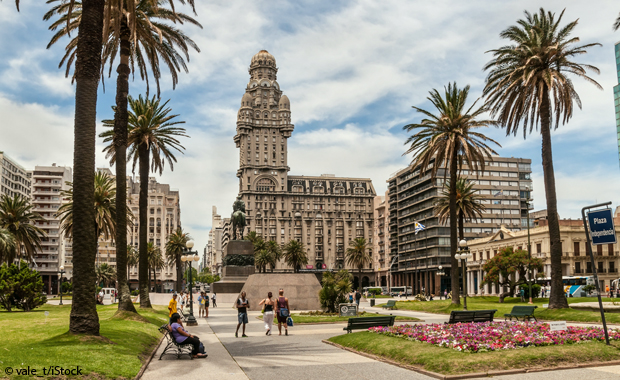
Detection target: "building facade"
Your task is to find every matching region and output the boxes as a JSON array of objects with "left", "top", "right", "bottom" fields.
[
  {"left": 31, "top": 164, "right": 72, "bottom": 293},
  {"left": 0, "top": 151, "right": 31, "bottom": 199},
  {"left": 232, "top": 51, "right": 376, "bottom": 285},
  {"left": 205, "top": 206, "right": 226, "bottom": 276},
  {"left": 372, "top": 193, "right": 389, "bottom": 287},
  {"left": 388, "top": 157, "right": 533, "bottom": 296},
  {"left": 614, "top": 42, "right": 620, "bottom": 167}
]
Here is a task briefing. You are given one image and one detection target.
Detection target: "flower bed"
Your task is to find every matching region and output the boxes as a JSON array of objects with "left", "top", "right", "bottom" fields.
[{"left": 369, "top": 321, "right": 620, "bottom": 353}]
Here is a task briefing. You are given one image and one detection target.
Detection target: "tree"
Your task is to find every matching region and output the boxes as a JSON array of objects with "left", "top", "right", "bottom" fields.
[
  {"left": 183, "top": 266, "right": 198, "bottom": 283},
  {"left": 404, "top": 83, "right": 500, "bottom": 305},
  {"left": 483, "top": 8, "right": 601, "bottom": 309},
  {"left": 0, "top": 227, "right": 16, "bottom": 264},
  {"left": 147, "top": 242, "right": 164, "bottom": 292},
  {"left": 266, "top": 240, "right": 283, "bottom": 272},
  {"left": 480, "top": 247, "right": 544, "bottom": 303},
  {"left": 318, "top": 270, "right": 352, "bottom": 313},
  {"left": 283, "top": 240, "right": 308, "bottom": 273},
  {"left": 127, "top": 244, "right": 139, "bottom": 282},
  {"left": 435, "top": 178, "right": 486, "bottom": 241},
  {"left": 254, "top": 249, "right": 272, "bottom": 273},
  {"left": 165, "top": 227, "right": 191, "bottom": 292},
  {"left": 96, "top": 263, "right": 116, "bottom": 287},
  {"left": 101, "top": 95, "right": 188, "bottom": 308},
  {"left": 0, "top": 195, "right": 46, "bottom": 265},
  {"left": 0, "top": 261, "right": 47, "bottom": 312},
  {"left": 345, "top": 237, "right": 371, "bottom": 292}
]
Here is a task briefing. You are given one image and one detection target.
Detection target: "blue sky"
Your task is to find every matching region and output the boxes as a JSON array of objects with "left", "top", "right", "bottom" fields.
[{"left": 1, "top": 0, "right": 620, "bottom": 253}]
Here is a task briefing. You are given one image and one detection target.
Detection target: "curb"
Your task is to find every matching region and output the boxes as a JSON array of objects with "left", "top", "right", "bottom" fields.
[
  {"left": 135, "top": 333, "right": 165, "bottom": 380},
  {"left": 322, "top": 339, "right": 620, "bottom": 380},
  {"left": 253, "top": 316, "right": 423, "bottom": 325}
]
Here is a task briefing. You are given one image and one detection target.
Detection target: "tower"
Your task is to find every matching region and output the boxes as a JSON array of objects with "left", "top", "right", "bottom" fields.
[{"left": 234, "top": 50, "right": 294, "bottom": 194}]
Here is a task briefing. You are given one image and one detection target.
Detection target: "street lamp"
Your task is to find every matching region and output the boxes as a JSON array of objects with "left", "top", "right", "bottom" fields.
[
  {"left": 455, "top": 240, "right": 472, "bottom": 310},
  {"left": 436, "top": 265, "right": 446, "bottom": 300},
  {"left": 58, "top": 266, "right": 65, "bottom": 306},
  {"left": 181, "top": 240, "right": 199, "bottom": 326},
  {"left": 525, "top": 186, "right": 533, "bottom": 304}
]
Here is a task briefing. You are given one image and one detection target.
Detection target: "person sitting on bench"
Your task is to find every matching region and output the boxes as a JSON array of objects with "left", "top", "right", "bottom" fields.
[{"left": 169, "top": 313, "right": 207, "bottom": 358}]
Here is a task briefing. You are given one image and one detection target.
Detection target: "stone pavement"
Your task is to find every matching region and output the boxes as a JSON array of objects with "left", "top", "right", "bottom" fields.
[{"left": 139, "top": 299, "right": 620, "bottom": 380}]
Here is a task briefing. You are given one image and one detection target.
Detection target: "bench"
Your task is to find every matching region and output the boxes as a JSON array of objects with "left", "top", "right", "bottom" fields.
[
  {"left": 446, "top": 309, "right": 497, "bottom": 324},
  {"left": 344, "top": 316, "right": 396, "bottom": 333},
  {"left": 158, "top": 324, "right": 193, "bottom": 360},
  {"left": 381, "top": 300, "right": 397, "bottom": 310},
  {"left": 178, "top": 308, "right": 188, "bottom": 322},
  {"left": 504, "top": 305, "right": 537, "bottom": 322}
]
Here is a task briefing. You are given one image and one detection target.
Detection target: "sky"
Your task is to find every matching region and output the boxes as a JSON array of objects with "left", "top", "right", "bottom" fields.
[{"left": 1, "top": 0, "right": 620, "bottom": 259}]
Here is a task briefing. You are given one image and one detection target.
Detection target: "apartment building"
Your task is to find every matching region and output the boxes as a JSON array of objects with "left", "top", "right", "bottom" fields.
[
  {"left": 205, "top": 206, "right": 227, "bottom": 276},
  {"left": 31, "top": 164, "right": 72, "bottom": 293},
  {"left": 387, "top": 156, "right": 533, "bottom": 295},
  {"left": 372, "top": 193, "right": 389, "bottom": 287},
  {"left": 0, "top": 151, "right": 31, "bottom": 199}
]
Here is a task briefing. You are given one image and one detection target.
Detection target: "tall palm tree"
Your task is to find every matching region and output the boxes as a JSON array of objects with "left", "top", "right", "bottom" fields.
[
  {"left": 254, "top": 249, "right": 271, "bottom": 273},
  {"left": 435, "top": 178, "right": 487, "bottom": 241},
  {"left": 147, "top": 242, "right": 165, "bottom": 292},
  {"left": 96, "top": 263, "right": 116, "bottom": 287},
  {"left": 165, "top": 227, "right": 191, "bottom": 292},
  {"left": 266, "top": 240, "right": 282, "bottom": 272},
  {"left": 404, "top": 83, "right": 500, "bottom": 305},
  {"left": 345, "top": 237, "right": 371, "bottom": 292},
  {"left": 45, "top": 0, "right": 200, "bottom": 315},
  {"left": 0, "top": 227, "right": 16, "bottom": 264},
  {"left": 100, "top": 95, "right": 188, "bottom": 308},
  {"left": 483, "top": 8, "right": 601, "bottom": 309},
  {"left": 283, "top": 240, "right": 308, "bottom": 273},
  {"left": 0, "top": 195, "right": 46, "bottom": 265}
]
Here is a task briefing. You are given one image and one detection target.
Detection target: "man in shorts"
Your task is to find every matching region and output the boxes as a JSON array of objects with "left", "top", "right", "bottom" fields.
[
  {"left": 168, "top": 293, "right": 178, "bottom": 318},
  {"left": 235, "top": 291, "right": 249, "bottom": 338},
  {"left": 197, "top": 291, "right": 206, "bottom": 318}
]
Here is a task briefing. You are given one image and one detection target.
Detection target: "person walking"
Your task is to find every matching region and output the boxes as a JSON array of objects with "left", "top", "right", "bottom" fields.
[
  {"left": 354, "top": 290, "right": 361, "bottom": 307},
  {"left": 168, "top": 293, "right": 178, "bottom": 318},
  {"left": 204, "top": 291, "right": 210, "bottom": 318},
  {"left": 348, "top": 292, "right": 354, "bottom": 303},
  {"left": 235, "top": 291, "right": 249, "bottom": 338},
  {"left": 275, "top": 289, "right": 290, "bottom": 336},
  {"left": 179, "top": 291, "right": 185, "bottom": 312},
  {"left": 211, "top": 292, "right": 217, "bottom": 307},
  {"left": 259, "top": 292, "right": 276, "bottom": 336},
  {"left": 520, "top": 287, "right": 525, "bottom": 302},
  {"left": 197, "top": 292, "right": 205, "bottom": 318}
]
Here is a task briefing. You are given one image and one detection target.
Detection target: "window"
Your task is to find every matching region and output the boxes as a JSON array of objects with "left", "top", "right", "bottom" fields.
[
  {"left": 536, "top": 243, "right": 541, "bottom": 253},
  {"left": 257, "top": 178, "right": 275, "bottom": 192},
  {"left": 597, "top": 244, "right": 603, "bottom": 256},
  {"left": 354, "top": 187, "right": 365, "bottom": 194},
  {"left": 574, "top": 242, "right": 580, "bottom": 256},
  {"left": 608, "top": 244, "right": 614, "bottom": 256}
]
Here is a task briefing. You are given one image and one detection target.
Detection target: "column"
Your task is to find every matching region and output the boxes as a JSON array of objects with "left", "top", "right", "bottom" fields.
[{"left": 477, "top": 270, "right": 482, "bottom": 295}]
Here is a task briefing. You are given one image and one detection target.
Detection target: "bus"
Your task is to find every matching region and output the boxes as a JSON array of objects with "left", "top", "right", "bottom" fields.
[
  {"left": 535, "top": 276, "right": 595, "bottom": 297},
  {"left": 389, "top": 286, "right": 412, "bottom": 296}
]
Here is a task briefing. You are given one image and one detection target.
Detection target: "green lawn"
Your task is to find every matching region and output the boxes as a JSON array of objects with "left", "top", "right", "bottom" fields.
[
  {"left": 258, "top": 311, "right": 420, "bottom": 324},
  {"left": 0, "top": 303, "right": 168, "bottom": 379},
  {"left": 375, "top": 296, "right": 620, "bottom": 323},
  {"left": 329, "top": 331, "right": 620, "bottom": 375}
]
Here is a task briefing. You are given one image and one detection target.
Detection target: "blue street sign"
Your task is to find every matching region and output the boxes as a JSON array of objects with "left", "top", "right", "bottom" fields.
[{"left": 587, "top": 209, "right": 617, "bottom": 245}]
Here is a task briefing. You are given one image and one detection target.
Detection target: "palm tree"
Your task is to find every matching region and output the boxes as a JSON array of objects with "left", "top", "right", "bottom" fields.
[
  {"left": 147, "top": 242, "right": 165, "bottom": 292},
  {"left": 165, "top": 227, "right": 191, "bottom": 292},
  {"left": 403, "top": 83, "right": 500, "bottom": 305},
  {"left": 127, "top": 244, "right": 139, "bottom": 282},
  {"left": 96, "top": 263, "right": 116, "bottom": 287},
  {"left": 435, "top": 178, "right": 486, "bottom": 241},
  {"left": 100, "top": 95, "right": 188, "bottom": 308},
  {"left": 266, "top": 240, "right": 282, "bottom": 272},
  {"left": 254, "top": 249, "right": 271, "bottom": 273},
  {"left": 483, "top": 8, "right": 601, "bottom": 309},
  {"left": 0, "top": 227, "right": 16, "bottom": 264},
  {"left": 345, "top": 237, "right": 371, "bottom": 292},
  {"left": 283, "top": 240, "right": 308, "bottom": 273},
  {"left": 0, "top": 195, "right": 46, "bottom": 265}
]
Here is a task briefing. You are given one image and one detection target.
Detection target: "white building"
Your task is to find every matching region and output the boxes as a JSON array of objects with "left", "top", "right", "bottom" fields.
[{"left": 0, "top": 151, "right": 31, "bottom": 199}]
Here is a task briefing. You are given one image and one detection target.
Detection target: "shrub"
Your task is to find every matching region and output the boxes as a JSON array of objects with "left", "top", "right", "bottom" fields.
[
  {"left": 368, "top": 288, "right": 382, "bottom": 295},
  {"left": 522, "top": 283, "right": 541, "bottom": 298},
  {"left": 319, "top": 270, "right": 352, "bottom": 313},
  {"left": 222, "top": 254, "right": 255, "bottom": 266},
  {"left": 0, "top": 261, "right": 47, "bottom": 312},
  {"left": 131, "top": 289, "right": 139, "bottom": 296}
]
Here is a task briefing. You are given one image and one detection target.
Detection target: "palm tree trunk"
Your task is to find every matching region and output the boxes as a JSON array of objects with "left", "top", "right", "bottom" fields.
[
  {"left": 138, "top": 144, "right": 151, "bottom": 308},
  {"left": 450, "top": 150, "right": 461, "bottom": 305},
  {"left": 175, "top": 255, "right": 182, "bottom": 292},
  {"left": 540, "top": 88, "right": 568, "bottom": 309},
  {"left": 69, "top": 0, "right": 105, "bottom": 335},
  {"left": 458, "top": 212, "right": 464, "bottom": 241},
  {"left": 154, "top": 270, "right": 158, "bottom": 293},
  {"left": 114, "top": 19, "right": 136, "bottom": 314}
]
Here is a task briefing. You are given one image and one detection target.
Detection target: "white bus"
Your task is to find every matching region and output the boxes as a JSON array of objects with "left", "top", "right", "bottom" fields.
[{"left": 389, "top": 286, "right": 412, "bottom": 296}]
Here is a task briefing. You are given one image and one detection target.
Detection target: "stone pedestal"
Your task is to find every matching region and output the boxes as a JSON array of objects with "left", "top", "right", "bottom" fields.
[
  {"left": 211, "top": 240, "right": 255, "bottom": 294},
  {"left": 241, "top": 273, "right": 322, "bottom": 311}
]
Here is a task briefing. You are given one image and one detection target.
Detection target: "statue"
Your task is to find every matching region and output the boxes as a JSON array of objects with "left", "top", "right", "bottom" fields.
[{"left": 231, "top": 196, "right": 247, "bottom": 240}]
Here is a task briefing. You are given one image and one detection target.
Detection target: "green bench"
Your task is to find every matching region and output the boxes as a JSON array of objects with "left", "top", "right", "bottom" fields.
[
  {"left": 504, "top": 305, "right": 537, "bottom": 322},
  {"left": 344, "top": 316, "right": 396, "bottom": 333},
  {"left": 381, "top": 300, "right": 397, "bottom": 310},
  {"left": 446, "top": 309, "right": 497, "bottom": 324}
]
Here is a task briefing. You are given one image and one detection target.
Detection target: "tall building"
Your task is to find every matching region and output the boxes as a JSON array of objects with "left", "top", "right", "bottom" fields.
[
  {"left": 387, "top": 156, "right": 533, "bottom": 295},
  {"left": 0, "top": 151, "right": 31, "bottom": 199},
  {"left": 205, "top": 206, "right": 226, "bottom": 276},
  {"left": 372, "top": 193, "right": 389, "bottom": 287},
  {"left": 615, "top": 42, "right": 620, "bottom": 167},
  {"left": 233, "top": 50, "right": 376, "bottom": 286},
  {"left": 31, "top": 164, "right": 72, "bottom": 293}
]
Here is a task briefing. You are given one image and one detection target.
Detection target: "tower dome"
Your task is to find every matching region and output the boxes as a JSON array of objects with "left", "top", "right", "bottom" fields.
[
  {"left": 241, "top": 92, "right": 253, "bottom": 108},
  {"left": 251, "top": 50, "right": 276, "bottom": 67},
  {"left": 279, "top": 95, "right": 290, "bottom": 110}
]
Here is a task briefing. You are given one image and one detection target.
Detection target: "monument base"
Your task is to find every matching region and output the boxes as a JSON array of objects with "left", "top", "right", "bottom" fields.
[
  {"left": 240, "top": 273, "right": 323, "bottom": 311},
  {"left": 212, "top": 280, "right": 245, "bottom": 294}
]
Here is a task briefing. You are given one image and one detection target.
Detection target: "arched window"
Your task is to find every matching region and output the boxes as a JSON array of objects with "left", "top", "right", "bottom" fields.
[
  {"left": 354, "top": 187, "right": 365, "bottom": 194},
  {"left": 292, "top": 185, "right": 303, "bottom": 193},
  {"left": 333, "top": 186, "right": 344, "bottom": 194},
  {"left": 257, "top": 178, "right": 275, "bottom": 192}
]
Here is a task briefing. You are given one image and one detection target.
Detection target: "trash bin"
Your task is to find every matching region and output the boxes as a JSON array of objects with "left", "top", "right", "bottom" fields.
[{"left": 370, "top": 299, "right": 375, "bottom": 307}]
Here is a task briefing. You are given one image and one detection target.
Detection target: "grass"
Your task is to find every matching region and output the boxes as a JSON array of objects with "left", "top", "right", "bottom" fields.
[
  {"left": 375, "top": 296, "right": 620, "bottom": 324},
  {"left": 0, "top": 303, "right": 169, "bottom": 379},
  {"left": 257, "top": 311, "right": 420, "bottom": 324},
  {"left": 329, "top": 331, "right": 620, "bottom": 375}
]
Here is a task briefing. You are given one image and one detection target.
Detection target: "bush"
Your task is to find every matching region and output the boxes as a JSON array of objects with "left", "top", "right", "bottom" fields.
[
  {"left": 60, "top": 281, "right": 72, "bottom": 293},
  {"left": 222, "top": 254, "right": 254, "bottom": 266},
  {"left": 522, "top": 283, "right": 541, "bottom": 298},
  {"left": 319, "top": 270, "right": 352, "bottom": 313},
  {"left": 583, "top": 284, "right": 596, "bottom": 294},
  {"left": 131, "top": 289, "right": 139, "bottom": 296},
  {"left": 0, "top": 261, "right": 47, "bottom": 312},
  {"left": 368, "top": 288, "right": 382, "bottom": 296}
]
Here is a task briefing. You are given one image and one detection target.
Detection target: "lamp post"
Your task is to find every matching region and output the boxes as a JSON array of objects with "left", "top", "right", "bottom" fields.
[
  {"left": 436, "top": 265, "right": 445, "bottom": 299},
  {"left": 181, "top": 240, "right": 199, "bottom": 326},
  {"left": 525, "top": 186, "right": 533, "bottom": 304},
  {"left": 455, "top": 240, "right": 472, "bottom": 310},
  {"left": 58, "top": 266, "right": 65, "bottom": 306}
]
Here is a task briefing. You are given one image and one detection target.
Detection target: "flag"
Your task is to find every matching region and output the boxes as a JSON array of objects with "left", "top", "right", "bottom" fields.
[
  {"left": 494, "top": 189, "right": 503, "bottom": 197},
  {"left": 415, "top": 222, "right": 426, "bottom": 235}
]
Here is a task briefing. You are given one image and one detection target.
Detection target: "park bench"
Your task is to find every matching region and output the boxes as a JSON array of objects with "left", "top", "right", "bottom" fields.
[
  {"left": 178, "top": 308, "right": 188, "bottom": 322},
  {"left": 446, "top": 309, "right": 497, "bottom": 324},
  {"left": 504, "top": 305, "right": 537, "bottom": 322},
  {"left": 158, "top": 324, "right": 193, "bottom": 360},
  {"left": 381, "top": 300, "right": 397, "bottom": 310},
  {"left": 344, "top": 316, "right": 396, "bottom": 333}
]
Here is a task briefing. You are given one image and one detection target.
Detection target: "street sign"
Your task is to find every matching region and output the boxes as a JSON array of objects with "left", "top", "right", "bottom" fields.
[
  {"left": 339, "top": 303, "right": 357, "bottom": 317},
  {"left": 587, "top": 209, "right": 617, "bottom": 245}
]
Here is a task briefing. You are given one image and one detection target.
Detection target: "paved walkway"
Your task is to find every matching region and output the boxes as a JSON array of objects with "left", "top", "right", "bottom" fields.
[{"left": 140, "top": 300, "right": 620, "bottom": 380}]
